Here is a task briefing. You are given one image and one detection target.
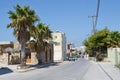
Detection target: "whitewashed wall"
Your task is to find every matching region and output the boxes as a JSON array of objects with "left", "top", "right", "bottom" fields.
[
  {"left": 107, "top": 48, "right": 120, "bottom": 65},
  {"left": 52, "top": 31, "right": 66, "bottom": 62}
]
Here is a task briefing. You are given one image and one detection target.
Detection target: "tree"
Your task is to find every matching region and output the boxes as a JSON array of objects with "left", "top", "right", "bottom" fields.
[
  {"left": 29, "top": 23, "right": 52, "bottom": 64},
  {"left": 7, "top": 5, "right": 39, "bottom": 67},
  {"left": 83, "top": 28, "right": 110, "bottom": 56},
  {"left": 83, "top": 28, "right": 120, "bottom": 61},
  {"left": 107, "top": 31, "right": 120, "bottom": 47}
]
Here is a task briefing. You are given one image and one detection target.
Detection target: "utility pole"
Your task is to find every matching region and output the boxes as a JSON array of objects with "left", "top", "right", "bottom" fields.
[
  {"left": 88, "top": 16, "right": 96, "bottom": 33},
  {"left": 95, "top": 0, "right": 100, "bottom": 29},
  {"left": 88, "top": 16, "right": 96, "bottom": 61}
]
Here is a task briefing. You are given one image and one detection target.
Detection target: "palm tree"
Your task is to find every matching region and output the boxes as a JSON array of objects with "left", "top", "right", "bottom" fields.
[
  {"left": 29, "top": 23, "right": 52, "bottom": 64},
  {"left": 7, "top": 5, "right": 39, "bottom": 67}
]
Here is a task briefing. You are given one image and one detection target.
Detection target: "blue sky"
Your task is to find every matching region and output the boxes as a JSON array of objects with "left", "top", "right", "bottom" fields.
[{"left": 0, "top": 0, "right": 120, "bottom": 46}]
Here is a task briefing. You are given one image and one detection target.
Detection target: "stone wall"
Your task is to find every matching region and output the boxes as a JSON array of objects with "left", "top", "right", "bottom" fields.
[
  {"left": 0, "top": 51, "right": 53, "bottom": 65},
  {"left": 31, "top": 52, "right": 38, "bottom": 65},
  {"left": 0, "top": 53, "right": 20, "bottom": 65},
  {"left": 0, "top": 53, "right": 8, "bottom": 65},
  {"left": 10, "top": 53, "right": 20, "bottom": 64}
]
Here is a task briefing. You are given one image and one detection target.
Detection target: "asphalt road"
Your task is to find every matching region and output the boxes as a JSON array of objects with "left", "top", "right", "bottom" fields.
[{"left": 0, "top": 58, "right": 113, "bottom": 80}]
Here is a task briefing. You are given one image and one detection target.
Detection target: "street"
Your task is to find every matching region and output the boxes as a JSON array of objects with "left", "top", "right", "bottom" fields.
[{"left": 0, "top": 58, "right": 120, "bottom": 80}]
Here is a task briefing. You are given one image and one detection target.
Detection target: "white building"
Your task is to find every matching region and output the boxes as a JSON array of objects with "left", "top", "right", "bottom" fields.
[{"left": 52, "top": 31, "right": 67, "bottom": 62}]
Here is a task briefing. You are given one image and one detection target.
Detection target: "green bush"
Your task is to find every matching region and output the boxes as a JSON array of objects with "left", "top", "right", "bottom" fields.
[
  {"left": 96, "top": 53, "right": 104, "bottom": 61},
  {"left": 116, "top": 64, "right": 120, "bottom": 69}
]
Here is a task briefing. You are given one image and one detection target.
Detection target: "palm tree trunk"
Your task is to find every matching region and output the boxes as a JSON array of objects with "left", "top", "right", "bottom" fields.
[
  {"left": 36, "top": 52, "right": 42, "bottom": 64},
  {"left": 20, "top": 41, "right": 26, "bottom": 66},
  {"left": 36, "top": 50, "right": 45, "bottom": 65}
]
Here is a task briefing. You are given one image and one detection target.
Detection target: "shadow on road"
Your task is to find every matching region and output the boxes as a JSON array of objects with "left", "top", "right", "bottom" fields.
[
  {"left": 29, "top": 62, "right": 60, "bottom": 69},
  {"left": 0, "top": 67, "right": 13, "bottom": 75}
]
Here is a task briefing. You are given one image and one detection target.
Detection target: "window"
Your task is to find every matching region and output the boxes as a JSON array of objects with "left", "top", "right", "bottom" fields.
[
  {"left": 55, "top": 42, "right": 60, "bottom": 46},
  {"left": 54, "top": 36, "right": 57, "bottom": 39}
]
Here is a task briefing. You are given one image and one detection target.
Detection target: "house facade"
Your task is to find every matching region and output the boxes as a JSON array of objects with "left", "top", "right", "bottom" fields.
[
  {"left": 0, "top": 41, "right": 54, "bottom": 65},
  {"left": 52, "top": 31, "right": 67, "bottom": 62},
  {"left": 0, "top": 41, "right": 14, "bottom": 64}
]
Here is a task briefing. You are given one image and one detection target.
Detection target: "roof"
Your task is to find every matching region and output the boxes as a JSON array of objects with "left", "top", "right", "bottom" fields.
[{"left": 0, "top": 41, "right": 13, "bottom": 45}]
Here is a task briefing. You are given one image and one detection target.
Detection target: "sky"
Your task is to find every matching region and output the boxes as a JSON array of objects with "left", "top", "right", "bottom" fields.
[{"left": 0, "top": 0, "right": 120, "bottom": 46}]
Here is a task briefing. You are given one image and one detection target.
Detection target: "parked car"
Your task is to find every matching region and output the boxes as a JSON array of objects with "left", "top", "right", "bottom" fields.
[{"left": 68, "top": 56, "right": 77, "bottom": 61}]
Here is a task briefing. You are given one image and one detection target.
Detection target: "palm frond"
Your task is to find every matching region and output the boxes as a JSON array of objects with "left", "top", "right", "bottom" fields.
[{"left": 8, "top": 11, "right": 17, "bottom": 19}]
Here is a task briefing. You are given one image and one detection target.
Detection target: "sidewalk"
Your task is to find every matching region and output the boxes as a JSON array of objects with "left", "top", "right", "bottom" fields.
[
  {"left": 98, "top": 62, "right": 120, "bottom": 80},
  {"left": 0, "top": 62, "right": 57, "bottom": 73},
  {"left": 82, "top": 61, "right": 120, "bottom": 80}
]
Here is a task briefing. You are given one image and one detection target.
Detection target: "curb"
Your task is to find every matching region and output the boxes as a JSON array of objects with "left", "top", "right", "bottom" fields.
[
  {"left": 16, "top": 62, "right": 56, "bottom": 73},
  {"left": 16, "top": 67, "right": 36, "bottom": 72}
]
